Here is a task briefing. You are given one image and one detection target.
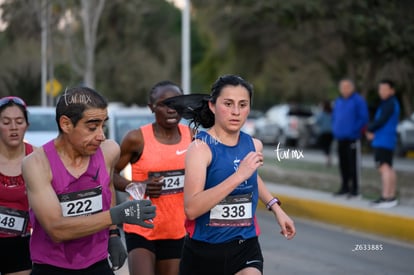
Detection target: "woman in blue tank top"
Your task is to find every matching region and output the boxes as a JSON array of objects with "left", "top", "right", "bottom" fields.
[{"left": 163, "top": 75, "right": 296, "bottom": 275}]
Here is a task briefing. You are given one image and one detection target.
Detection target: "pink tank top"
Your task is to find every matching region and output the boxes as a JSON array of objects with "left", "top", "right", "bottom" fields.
[{"left": 29, "top": 140, "right": 112, "bottom": 269}]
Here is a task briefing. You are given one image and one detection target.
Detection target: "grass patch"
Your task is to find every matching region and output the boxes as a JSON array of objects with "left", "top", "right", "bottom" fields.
[{"left": 260, "top": 157, "right": 414, "bottom": 205}]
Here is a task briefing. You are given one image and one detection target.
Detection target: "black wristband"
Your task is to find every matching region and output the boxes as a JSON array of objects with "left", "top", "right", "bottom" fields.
[{"left": 109, "top": 228, "right": 121, "bottom": 236}]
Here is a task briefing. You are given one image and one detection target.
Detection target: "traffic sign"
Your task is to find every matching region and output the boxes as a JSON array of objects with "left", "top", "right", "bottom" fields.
[{"left": 46, "top": 79, "right": 62, "bottom": 97}]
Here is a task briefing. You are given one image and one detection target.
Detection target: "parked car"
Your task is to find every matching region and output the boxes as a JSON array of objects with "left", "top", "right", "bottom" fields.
[
  {"left": 25, "top": 106, "right": 58, "bottom": 147},
  {"left": 107, "top": 105, "right": 155, "bottom": 203},
  {"left": 253, "top": 116, "right": 282, "bottom": 145},
  {"left": 396, "top": 112, "right": 414, "bottom": 157},
  {"left": 254, "top": 104, "right": 315, "bottom": 147},
  {"left": 107, "top": 105, "right": 154, "bottom": 144},
  {"left": 241, "top": 110, "right": 264, "bottom": 136}
]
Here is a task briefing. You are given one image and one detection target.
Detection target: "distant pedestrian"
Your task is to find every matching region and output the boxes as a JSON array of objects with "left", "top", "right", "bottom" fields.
[
  {"left": 315, "top": 100, "right": 333, "bottom": 167},
  {"left": 332, "top": 78, "right": 369, "bottom": 198},
  {"left": 366, "top": 79, "right": 400, "bottom": 208}
]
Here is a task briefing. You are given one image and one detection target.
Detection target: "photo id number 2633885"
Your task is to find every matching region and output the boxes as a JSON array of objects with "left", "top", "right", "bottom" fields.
[{"left": 352, "top": 244, "right": 383, "bottom": 252}]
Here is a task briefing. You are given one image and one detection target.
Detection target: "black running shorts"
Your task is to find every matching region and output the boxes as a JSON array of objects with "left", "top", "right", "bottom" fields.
[
  {"left": 0, "top": 235, "right": 32, "bottom": 273},
  {"left": 125, "top": 232, "right": 184, "bottom": 260},
  {"left": 179, "top": 236, "right": 264, "bottom": 275}
]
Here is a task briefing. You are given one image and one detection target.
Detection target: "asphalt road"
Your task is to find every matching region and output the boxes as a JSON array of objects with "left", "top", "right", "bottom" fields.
[
  {"left": 258, "top": 211, "right": 414, "bottom": 275},
  {"left": 115, "top": 210, "right": 414, "bottom": 275}
]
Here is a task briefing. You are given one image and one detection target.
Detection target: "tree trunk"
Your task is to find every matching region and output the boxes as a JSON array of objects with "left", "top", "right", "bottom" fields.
[
  {"left": 360, "top": 59, "right": 380, "bottom": 99},
  {"left": 80, "top": 0, "right": 105, "bottom": 88}
]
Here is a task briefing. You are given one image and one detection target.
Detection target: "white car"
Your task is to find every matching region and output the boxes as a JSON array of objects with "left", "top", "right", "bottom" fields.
[
  {"left": 25, "top": 106, "right": 58, "bottom": 147},
  {"left": 241, "top": 110, "right": 264, "bottom": 137},
  {"left": 107, "top": 105, "right": 154, "bottom": 144},
  {"left": 397, "top": 112, "right": 414, "bottom": 157},
  {"left": 107, "top": 105, "right": 155, "bottom": 203},
  {"left": 255, "top": 104, "right": 315, "bottom": 147}
]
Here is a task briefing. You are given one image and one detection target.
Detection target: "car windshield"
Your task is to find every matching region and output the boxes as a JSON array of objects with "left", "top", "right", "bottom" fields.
[
  {"left": 114, "top": 115, "right": 154, "bottom": 143},
  {"left": 27, "top": 113, "right": 58, "bottom": 132},
  {"left": 287, "top": 106, "right": 313, "bottom": 117}
]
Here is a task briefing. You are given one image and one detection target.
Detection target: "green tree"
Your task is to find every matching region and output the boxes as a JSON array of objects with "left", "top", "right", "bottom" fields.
[
  {"left": 0, "top": 0, "right": 188, "bottom": 106},
  {"left": 94, "top": 0, "right": 184, "bottom": 105},
  {"left": 191, "top": 0, "right": 414, "bottom": 114},
  {"left": 191, "top": 0, "right": 334, "bottom": 110},
  {"left": 0, "top": 0, "right": 41, "bottom": 101}
]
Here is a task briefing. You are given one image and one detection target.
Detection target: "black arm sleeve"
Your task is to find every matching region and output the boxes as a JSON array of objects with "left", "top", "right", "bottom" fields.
[{"left": 367, "top": 99, "right": 394, "bottom": 132}]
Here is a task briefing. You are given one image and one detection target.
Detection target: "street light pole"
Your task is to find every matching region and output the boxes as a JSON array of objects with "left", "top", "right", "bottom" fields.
[
  {"left": 181, "top": 0, "right": 190, "bottom": 94},
  {"left": 40, "top": 0, "right": 48, "bottom": 106}
]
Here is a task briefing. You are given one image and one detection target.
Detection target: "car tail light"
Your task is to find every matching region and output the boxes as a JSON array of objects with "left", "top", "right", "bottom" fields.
[{"left": 289, "top": 117, "right": 298, "bottom": 129}]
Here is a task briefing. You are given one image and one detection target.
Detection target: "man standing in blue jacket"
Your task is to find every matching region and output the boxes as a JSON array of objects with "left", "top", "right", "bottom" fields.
[
  {"left": 366, "top": 79, "right": 400, "bottom": 208},
  {"left": 332, "top": 79, "right": 369, "bottom": 197}
]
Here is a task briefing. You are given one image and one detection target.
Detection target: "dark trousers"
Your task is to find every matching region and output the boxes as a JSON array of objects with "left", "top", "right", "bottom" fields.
[
  {"left": 337, "top": 139, "right": 361, "bottom": 195},
  {"left": 318, "top": 132, "right": 334, "bottom": 155}
]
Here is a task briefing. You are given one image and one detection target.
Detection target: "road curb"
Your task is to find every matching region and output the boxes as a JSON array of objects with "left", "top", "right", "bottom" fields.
[{"left": 259, "top": 193, "right": 414, "bottom": 243}]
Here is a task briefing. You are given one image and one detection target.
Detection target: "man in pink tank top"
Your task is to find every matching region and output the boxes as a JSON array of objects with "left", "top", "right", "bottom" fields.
[{"left": 22, "top": 87, "right": 156, "bottom": 274}]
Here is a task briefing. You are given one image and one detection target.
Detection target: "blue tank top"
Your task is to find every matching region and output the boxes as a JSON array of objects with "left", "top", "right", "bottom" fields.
[
  {"left": 185, "top": 131, "right": 260, "bottom": 243},
  {"left": 29, "top": 140, "right": 112, "bottom": 269}
]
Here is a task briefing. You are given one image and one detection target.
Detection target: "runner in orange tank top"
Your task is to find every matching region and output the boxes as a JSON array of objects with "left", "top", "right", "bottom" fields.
[{"left": 114, "top": 81, "right": 193, "bottom": 275}]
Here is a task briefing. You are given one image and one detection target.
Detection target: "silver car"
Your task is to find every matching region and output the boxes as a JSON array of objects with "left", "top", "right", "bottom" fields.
[
  {"left": 107, "top": 105, "right": 155, "bottom": 203},
  {"left": 25, "top": 106, "right": 58, "bottom": 147},
  {"left": 107, "top": 105, "right": 154, "bottom": 144},
  {"left": 397, "top": 112, "right": 414, "bottom": 157},
  {"left": 254, "top": 104, "right": 314, "bottom": 147}
]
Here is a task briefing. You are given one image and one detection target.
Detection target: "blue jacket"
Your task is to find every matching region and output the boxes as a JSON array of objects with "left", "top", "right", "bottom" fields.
[
  {"left": 332, "top": 92, "right": 369, "bottom": 140},
  {"left": 368, "top": 96, "right": 400, "bottom": 150},
  {"left": 316, "top": 111, "right": 332, "bottom": 134}
]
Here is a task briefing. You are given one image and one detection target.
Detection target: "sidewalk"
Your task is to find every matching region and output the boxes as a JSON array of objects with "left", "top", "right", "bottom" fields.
[
  {"left": 263, "top": 147, "right": 414, "bottom": 173},
  {"left": 262, "top": 181, "right": 414, "bottom": 243}
]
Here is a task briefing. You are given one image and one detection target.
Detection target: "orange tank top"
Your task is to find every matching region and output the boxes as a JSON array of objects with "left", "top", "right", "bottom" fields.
[{"left": 123, "top": 123, "right": 192, "bottom": 240}]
